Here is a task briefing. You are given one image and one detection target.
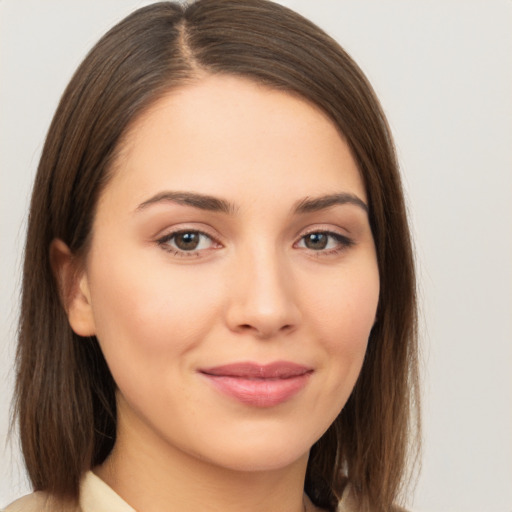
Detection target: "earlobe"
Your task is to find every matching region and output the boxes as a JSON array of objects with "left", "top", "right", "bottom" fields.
[{"left": 50, "top": 239, "right": 96, "bottom": 337}]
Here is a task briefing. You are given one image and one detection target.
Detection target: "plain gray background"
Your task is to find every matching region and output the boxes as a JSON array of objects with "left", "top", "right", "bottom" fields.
[{"left": 1, "top": 1, "right": 511, "bottom": 511}]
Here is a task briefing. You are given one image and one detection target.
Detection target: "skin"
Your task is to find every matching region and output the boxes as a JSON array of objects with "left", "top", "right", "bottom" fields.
[{"left": 54, "top": 75, "right": 380, "bottom": 512}]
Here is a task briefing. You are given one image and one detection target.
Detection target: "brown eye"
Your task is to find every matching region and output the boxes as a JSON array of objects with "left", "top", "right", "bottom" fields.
[
  {"left": 174, "top": 232, "right": 201, "bottom": 251},
  {"left": 158, "top": 230, "right": 217, "bottom": 254},
  {"left": 297, "top": 231, "right": 354, "bottom": 253},
  {"left": 304, "top": 233, "right": 328, "bottom": 250}
]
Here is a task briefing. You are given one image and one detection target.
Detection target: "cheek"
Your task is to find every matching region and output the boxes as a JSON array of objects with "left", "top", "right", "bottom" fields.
[
  {"left": 85, "top": 245, "right": 223, "bottom": 366},
  {"left": 303, "top": 257, "right": 379, "bottom": 398},
  {"left": 309, "top": 261, "right": 379, "bottom": 352},
  {"left": 293, "top": 259, "right": 379, "bottom": 440}
]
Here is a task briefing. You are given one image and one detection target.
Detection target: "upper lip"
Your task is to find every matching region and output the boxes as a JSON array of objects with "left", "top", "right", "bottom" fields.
[{"left": 199, "top": 361, "right": 312, "bottom": 379}]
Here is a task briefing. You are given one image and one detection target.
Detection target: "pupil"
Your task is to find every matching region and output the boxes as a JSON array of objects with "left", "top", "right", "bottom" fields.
[
  {"left": 305, "top": 233, "right": 327, "bottom": 250},
  {"left": 176, "top": 232, "right": 199, "bottom": 250}
]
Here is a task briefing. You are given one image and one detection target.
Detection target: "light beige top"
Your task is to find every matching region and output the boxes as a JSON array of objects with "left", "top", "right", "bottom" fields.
[
  {"left": 2, "top": 471, "right": 360, "bottom": 512},
  {"left": 2, "top": 472, "right": 134, "bottom": 512}
]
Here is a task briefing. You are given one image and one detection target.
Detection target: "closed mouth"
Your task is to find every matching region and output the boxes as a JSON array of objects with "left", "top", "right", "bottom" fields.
[{"left": 199, "top": 361, "right": 313, "bottom": 407}]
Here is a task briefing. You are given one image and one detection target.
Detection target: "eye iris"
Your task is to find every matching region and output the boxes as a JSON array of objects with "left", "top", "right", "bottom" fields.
[
  {"left": 175, "top": 232, "right": 200, "bottom": 250},
  {"left": 305, "top": 233, "right": 328, "bottom": 250}
]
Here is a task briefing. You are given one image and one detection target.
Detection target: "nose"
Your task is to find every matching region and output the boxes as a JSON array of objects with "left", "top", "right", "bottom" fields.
[{"left": 224, "top": 246, "right": 301, "bottom": 339}]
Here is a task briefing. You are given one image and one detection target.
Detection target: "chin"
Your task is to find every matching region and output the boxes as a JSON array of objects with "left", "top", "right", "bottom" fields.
[
  {"left": 203, "top": 445, "right": 310, "bottom": 473},
  {"left": 184, "top": 424, "right": 323, "bottom": 473}
]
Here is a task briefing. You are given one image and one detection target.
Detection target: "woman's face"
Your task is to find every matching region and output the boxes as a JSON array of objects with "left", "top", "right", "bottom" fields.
[{"left": 69, "top": 75, "right": 379, "bottom": 472}]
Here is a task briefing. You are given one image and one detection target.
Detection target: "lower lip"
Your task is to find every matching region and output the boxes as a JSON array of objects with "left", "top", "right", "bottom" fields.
[{"left": 201, "top": 373, "right": 311, "bottom": 407}]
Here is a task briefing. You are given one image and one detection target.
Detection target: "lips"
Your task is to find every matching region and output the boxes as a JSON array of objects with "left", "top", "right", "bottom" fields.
[{"left": 199, "top": 361, "right": 313, "bottom": 407}]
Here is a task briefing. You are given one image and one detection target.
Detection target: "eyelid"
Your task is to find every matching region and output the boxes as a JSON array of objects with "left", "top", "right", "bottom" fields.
[
  {"left": 154, "top": 222, "right": 223, "bottom": 243},
  {"left": 296, "top": 224, "right": 353, "bottom": 241}
]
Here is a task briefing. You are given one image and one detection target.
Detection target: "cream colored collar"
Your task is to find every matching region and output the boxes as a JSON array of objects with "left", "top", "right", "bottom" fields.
[{"left": 79, "top": 472, "right": 135, "bottom": 512}]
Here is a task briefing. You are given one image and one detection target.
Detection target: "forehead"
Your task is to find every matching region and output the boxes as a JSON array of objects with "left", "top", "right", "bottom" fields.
[{"left": 103, "top": 74, "right": 366, "bottom": 211}]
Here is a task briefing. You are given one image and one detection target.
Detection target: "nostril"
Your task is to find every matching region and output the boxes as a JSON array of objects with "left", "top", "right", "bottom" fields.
[{"left": 234, "top": 322, "right": 294, "bottom": 338}]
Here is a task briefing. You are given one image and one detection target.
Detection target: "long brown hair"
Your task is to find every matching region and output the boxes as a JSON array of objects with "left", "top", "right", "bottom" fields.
[{"left": 15, "top": 1, "right": 420, "bottom": 511}]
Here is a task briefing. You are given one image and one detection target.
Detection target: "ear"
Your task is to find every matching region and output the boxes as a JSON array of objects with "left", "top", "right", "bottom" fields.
[{"left": 50, "top": 239, "right": 96, "bottom": 337}]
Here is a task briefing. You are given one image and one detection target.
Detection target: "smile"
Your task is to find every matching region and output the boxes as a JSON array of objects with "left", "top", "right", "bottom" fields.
[{"left": 199, "top": 361, "right": 313, "bottom": 407}]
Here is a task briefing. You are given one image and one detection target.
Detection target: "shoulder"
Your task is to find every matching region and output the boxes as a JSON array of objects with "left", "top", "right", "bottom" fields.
[
  {"left": 336, "top": 486, "right": 410, "bottom": 512},
  {"left": 2, "top": 492, "right": 79, "bottom": 512},
  {"left": 3, "top": 492, "right": 50, "bottom": 512},
  {"left": 2, "top": 472, "right": 134, "bottom": 512}
]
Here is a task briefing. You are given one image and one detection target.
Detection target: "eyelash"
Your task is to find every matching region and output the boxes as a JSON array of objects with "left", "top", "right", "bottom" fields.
[
  {"left": 295, "top": 230, "right": 354, "bottom": 256},
  {"left": 157, "top": 229, "right": 219, "bottom": 257},
  {"left": 156, "top": 229, "right": 354, "bottom": 258}
]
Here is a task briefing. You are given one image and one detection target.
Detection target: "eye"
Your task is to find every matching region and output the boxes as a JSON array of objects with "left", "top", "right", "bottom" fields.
[
  {"left": 157, "top": 230, "right": 218, "bottom": 255},
  {"left": 296, "top": 231, "right": 353, "bottom": 253}
]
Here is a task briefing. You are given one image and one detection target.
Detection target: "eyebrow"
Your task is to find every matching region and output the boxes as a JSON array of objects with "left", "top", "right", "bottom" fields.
[
  {"left": 293, "top": 193, "right": 368, "bottom": 214},
  {"left": 136, "top": 191, "right": 236, "bottom": 214},
  {"left": 135, "top": 190, "right": 368, "bottom": 215}
]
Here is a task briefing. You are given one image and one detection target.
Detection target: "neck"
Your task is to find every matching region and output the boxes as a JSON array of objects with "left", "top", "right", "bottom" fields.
[{"left": 95, "top": 402, "right": 314, "bottom": 512}]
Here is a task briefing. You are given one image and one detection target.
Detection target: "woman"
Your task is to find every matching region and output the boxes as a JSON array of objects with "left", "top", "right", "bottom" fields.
[{"left": 6, "top": 1, "right": 420, "bottom": 511}]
